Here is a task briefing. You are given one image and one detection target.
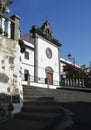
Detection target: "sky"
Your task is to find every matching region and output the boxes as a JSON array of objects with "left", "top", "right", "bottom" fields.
[{"left": 7, "top": 0, "right": 91, "bottom": 67}]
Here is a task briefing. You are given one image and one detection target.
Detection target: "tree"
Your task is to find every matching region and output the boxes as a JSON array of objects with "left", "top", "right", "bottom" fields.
[{"left": 63, "top": 63, "right": 85, "bottom": 79}]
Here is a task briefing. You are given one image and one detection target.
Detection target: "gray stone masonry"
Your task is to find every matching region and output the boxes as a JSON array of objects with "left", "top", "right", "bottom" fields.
[{"left": 10, "top": 15, "right": 20, "bottom": 41}]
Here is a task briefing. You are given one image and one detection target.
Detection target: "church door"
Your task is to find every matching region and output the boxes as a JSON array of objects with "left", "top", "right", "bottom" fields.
[{"left": 46, "top": 72, "right": 53, "bottom": 85}]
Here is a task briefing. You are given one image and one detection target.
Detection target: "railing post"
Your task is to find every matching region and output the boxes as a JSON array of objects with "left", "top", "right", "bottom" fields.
[
  {"left": 6, "top": 20, "right": 11, "bottom": 38},
  {"left": 65, "top": 78, "right": 66, "bottom": 86},
  {"left": 45, "top": 78, "right": 49, "bottom": 88},
  {"left": 28, "top": 74, "right": 30, "bottom": 86},
  {"left": 47, "top": 79, "right": 49, "bottom": 88},
  {"left": 59, "top": 81, "right": 61, "bottom": 86},
  {"left": 68, "top": 79, "right": 70, "bottom": 86},
  {"left": 82, "top": 79, "right": 85, "bottom": 87},
  {"left": 76, "top": 79, "right": 78, "bottom": 87},
  {"left": 0, "top": 18, "right": 2, "bottom": 28},
  {"left": 0, "top": 17, "right": 5, "bottom": 32},
  {"left": 45, "top": 78, "right": 48, "bottom": 84}
]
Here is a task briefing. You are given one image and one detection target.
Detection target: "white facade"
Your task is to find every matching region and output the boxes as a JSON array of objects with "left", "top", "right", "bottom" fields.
[
  {"left": 21, "top": 21, "right": 61, "bottom": 88},
  {"left": 37, "top": 37, "right": 60, "bottom": 84},
  {"left": 21, "top": 40, "right": 34, "bottom": 79}
]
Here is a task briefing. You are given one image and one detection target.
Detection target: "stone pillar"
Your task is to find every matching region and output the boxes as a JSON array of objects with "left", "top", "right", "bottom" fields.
[
  {"left": 30, "top": 26, "right": 39, "bottom": 82},
  {"left": 10, "top": 15, "right": 20, "bottom": 41},
  {"left": 7, "top": 20, "right": 11, "bottom": 38}
]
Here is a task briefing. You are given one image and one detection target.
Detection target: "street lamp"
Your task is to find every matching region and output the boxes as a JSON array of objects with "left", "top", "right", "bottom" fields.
[{"left": 68, "top": 53, "right": 75, "bottom": 64}]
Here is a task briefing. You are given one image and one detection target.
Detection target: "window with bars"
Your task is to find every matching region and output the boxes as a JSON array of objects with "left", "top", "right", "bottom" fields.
[
  {"left": 25, "top": 51, "right": 29, "bottom": 59},
  {"left": 24, "top": 69, "right": 29, "bottom": 81}
]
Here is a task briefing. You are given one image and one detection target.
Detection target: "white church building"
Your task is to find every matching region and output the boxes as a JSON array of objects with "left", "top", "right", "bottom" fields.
[{"left": 21, "top": 21, "right": 62, "bottom": 89}]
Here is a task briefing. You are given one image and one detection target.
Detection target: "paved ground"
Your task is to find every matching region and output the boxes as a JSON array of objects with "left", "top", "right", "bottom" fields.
[
  {"left": 0, "top": 88, "right": 91, "bottom": 130},
  {"left": 61, "top": 102, "right": 91, "bottom": 130}
]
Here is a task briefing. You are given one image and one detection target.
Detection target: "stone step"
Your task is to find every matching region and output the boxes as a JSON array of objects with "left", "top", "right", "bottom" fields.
[
  {"left": 23, "top": 85, "right": 54, "bottom": 99},
  {"left": 23, "top": 93, "right": 46, "bottom": 97},
  {"left": 23, "top": 86, "right": 40, "bottom": 91},
  {"left": 0, "top": 117, "right": 63, "bottom": 130},
  {"left": 23, "top": 96, "right": 54, "bottom": 102},
  {"left": 23, "top": 89, "right": 42, "bottom": 93},
  {"left": 14, "top": 111, "right": 63, "bottom": 121},
  {"left": 23, "top": 86, "right": 48, "bottom": 94},
  {"left": 23, "top": 91, "right": 45, "bottom": 95},
  {"left": 23, "top": 100, "right": 61, "bottom": 106},
  {"left": 20, "top": 86, "right": 64, "bottom": 128},
  {"left": 14, "top": 114, "right": 63, "bottom": 130},
  {"left": 13, "top": 86, "right": 66, "bottom": 129},
  {"left": 21, "top": 105, "right": 64, "bottom": 113}
]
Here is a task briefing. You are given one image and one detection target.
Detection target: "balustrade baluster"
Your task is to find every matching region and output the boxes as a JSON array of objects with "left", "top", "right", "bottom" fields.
[{"left": 6, "top": 20, "right": 11, "bottom": 38}]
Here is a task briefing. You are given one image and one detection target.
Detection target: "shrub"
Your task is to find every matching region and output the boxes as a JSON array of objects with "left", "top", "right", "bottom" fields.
[{"left": 18, "top": 39, "right": 26, "bottom": 53}]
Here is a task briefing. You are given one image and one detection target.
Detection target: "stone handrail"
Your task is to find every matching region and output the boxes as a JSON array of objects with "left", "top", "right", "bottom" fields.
[{"left": 0, "top": 14, "right": 20, "bottom": 41}]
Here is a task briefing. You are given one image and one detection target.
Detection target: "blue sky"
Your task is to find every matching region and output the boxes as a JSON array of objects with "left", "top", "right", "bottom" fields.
[{"left": 7, "top": 0, "right": 91, "bottom": 67}]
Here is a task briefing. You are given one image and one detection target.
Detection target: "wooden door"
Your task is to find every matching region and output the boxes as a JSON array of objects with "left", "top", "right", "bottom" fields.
[{"left": 46, "top": 72, "right": 53, "bottom": 85}]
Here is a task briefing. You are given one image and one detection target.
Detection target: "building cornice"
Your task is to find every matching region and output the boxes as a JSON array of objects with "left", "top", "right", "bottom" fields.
[{"left": 30, "top": 26, "right": 61, "bottom": 47}]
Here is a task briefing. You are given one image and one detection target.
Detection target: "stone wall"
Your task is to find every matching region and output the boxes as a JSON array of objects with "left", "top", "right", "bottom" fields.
[{"left": 0, "top": 35, "right": 23, "bottom": 113}]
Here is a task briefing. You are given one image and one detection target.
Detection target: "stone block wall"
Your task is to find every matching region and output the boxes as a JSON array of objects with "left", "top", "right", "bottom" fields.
[{"left": 0, "top": 35, "right": 23, "bottom": 113}]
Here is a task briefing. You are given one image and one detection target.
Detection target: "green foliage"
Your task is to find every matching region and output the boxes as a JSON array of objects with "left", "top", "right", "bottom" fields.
[
  {"left": 18, "top": 39, "right": 26, "bottom": 53},
  {"left": 85, "top": 70, "right": 91, "bottom": 87}
]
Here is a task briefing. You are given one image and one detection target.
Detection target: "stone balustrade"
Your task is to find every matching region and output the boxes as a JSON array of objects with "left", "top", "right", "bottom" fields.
[{"left": 0, "top": 14, "right": 20, "bottom": 41}]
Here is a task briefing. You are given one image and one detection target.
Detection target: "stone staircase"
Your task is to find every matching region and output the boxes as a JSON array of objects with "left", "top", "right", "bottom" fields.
[
  {"left": 14, "top": 86, "right": 65, "bottom": 130},
  {"left": 23, "top": 86, "right": 54, "bottom": 101}
]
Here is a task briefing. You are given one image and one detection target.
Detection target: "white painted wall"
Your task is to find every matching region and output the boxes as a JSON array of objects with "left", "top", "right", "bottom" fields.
[
  {"left": 37, "top": 37, "right": 60, "bottom": 82},
  {"left": 60, "top": 60, "right": 66, "bottom": 76},
  {"left": 21, "top": 40, "right": 34, "bottom": 78}
]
